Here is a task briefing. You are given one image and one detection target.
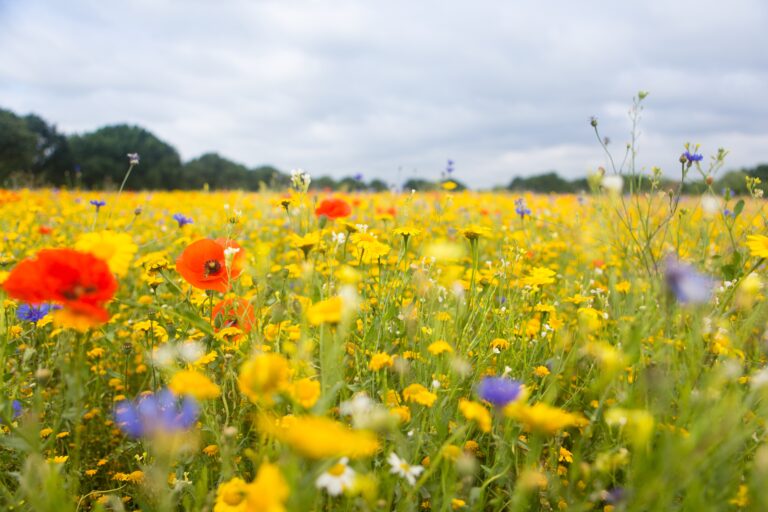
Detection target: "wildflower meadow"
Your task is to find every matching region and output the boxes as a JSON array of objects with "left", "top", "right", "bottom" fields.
[{"left": 3, "top": 110, "right": 768, "bottom": 512}]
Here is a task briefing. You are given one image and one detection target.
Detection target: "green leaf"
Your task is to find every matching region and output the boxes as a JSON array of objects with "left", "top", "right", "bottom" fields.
[{"left": 734, "top": 199, "right": 745, "bottom": 217}]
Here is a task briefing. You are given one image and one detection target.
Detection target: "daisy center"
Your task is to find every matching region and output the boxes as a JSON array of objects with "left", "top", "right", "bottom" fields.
[{"left": 328, "top": 463, "right": 346, "bottom": 477}]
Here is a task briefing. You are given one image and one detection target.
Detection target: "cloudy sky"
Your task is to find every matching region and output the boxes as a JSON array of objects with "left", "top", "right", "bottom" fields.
[{"left": 1, "top": 0, "right": 767, "bottom": 187}]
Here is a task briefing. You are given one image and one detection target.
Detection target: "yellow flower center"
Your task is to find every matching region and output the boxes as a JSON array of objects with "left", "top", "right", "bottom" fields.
[{"left": 328, "top": 463, "right": 346, "bottom": 476}]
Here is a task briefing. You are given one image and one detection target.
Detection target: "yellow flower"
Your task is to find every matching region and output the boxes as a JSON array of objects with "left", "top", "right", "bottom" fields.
[
  {"left": 393, "top": 226, "right": 422, "bottom": 238},
  {"left": 369, "top": 352, "right": 394, "bottom": 371},
  {"left": 503, "top": 402, "right": 588, "bottom": 434},
  {"left": 203, "top": 444, "right": 219, "bottom": 457},
  {"left": 746, "top": 235, "right": 768, "bottom": 258},
  {"left": 169, "top": 370, "right": 221, "bottom": 400},
  {"left": 442, "top": 181, "right": 458, "bottom": 191},
  {"left": 558, "top": 447, "right": 573, "bottom": 463},
  {"left": 729, "top": 484, "right": 749, "bottom": 508},
  {"left": 307, "top": 296, "right": 343, "bottom": 325},
  {"left": 604, "top": 408, "right": 655, "bottom": 448},
  {"left": 214, "top": 476, "right": 250, "bottom": 512},
  {"left": 533, "top": 366, "right": 550, "bottom": 377},
  {"left": 490, "top": 338, "right": 510, "bottom": 350},
  {"left": 259, "top": 415, "right": 379, "bottom": 459},
  {"left": 522, "top": 267, "right": 556, "bottom": 287},
  {"left": 238, "top": 353, "right": 291, "bottom": 404},
  {"left": 451, "top": 498, "right": 466, "bottom": 509},
  {"left": 246, "top": 463, "right": 289, "bottom": 512},
  {"left": 458, "top": 399, "right": 492, "bottom": 432},
  {"left": 427, "top": 340, "right": 453, "bottom": 355},
  {"left": 215, "top": 466, "right": 289, "bottom": 512},
  {"left": 290, "top": 378, "right": 321, "bottom": 409},
  {"left": 402, "top": 384, "right": 438, "bottom": 407},
  {"left": 75, "top": 230, "right": 138, "bottom": 276},
  {"left": 462, "top": 225, "right": 491, "bottom": 241}
]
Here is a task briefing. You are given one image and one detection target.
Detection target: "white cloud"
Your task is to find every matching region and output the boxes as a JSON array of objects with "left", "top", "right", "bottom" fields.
[{"left": 0, "top": 0, "right": 767, "bottom": 187}]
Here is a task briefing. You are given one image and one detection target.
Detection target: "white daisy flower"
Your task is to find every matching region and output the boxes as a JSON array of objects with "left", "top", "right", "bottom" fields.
[
  {"left": 316, "top": 458, "right": 355, "bottom": 496},
  {"left": 388, "top": 452, "right": 424, "bottom": 486}
]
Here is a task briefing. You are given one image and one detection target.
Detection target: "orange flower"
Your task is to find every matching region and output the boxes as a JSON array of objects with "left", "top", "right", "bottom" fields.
[
  {"left": 176, "top": 238, "right": 244, "bottom": 293},
  {"left": 315, "top": 198, "right": 351, "bottom": 219},
  {"left": 212, "top": 297, "right": 257, "bottom": 333},
  {"left": 3, "top": 248, "right": 117, "bottom": 323}
]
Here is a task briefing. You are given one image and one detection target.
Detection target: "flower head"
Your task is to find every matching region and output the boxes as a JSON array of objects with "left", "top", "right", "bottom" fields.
[
  {"left": 477, "top": 376, "right": 522, "bottom": 407},
  {"left": 176, "top": 238, "right": 244, "bottom": 293},
  {"left": 16, "top": 303, "right": 60, "bottom": 323},
  {"left": 683, "top": 150, "right": 704, "bottom": 163},
  {"left": 3, "top": 248, "right": 117, "bottom": 326},
  {"left": 114, "top": 389, "right": 198, "bottom": 438},
  {"left": 212, "top": 298, "right": 257, "bottom": 333},
  {"left": 89, "top": 199, "right": 106, "bottom": 211},
  {"left": 316, "top": 458, "right": 356, "bottom": 496},
  {"left": 172, "top": 213, "right": 194, "bottom": 228},
  {"left": 316, "top": 198, "right": 352, "bottom": 220},
  {"left": 127, "top": 153, "right": 140, "bottom": 165},
  {"left": 664, "top": 258, "right": 714, "bottom": 304},
  {"left": 387, "top": 452, "right": 424, "bottom": 485},
  {"left": 514, "top": 198, "right": 531, "bottom": 219}
]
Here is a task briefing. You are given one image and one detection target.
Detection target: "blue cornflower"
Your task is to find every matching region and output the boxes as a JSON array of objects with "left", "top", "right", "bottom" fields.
[
  {"left": 514, "top": 198, "right": 531, "bottom": 219},
  {"left": 353, "top": 173, "right": 364, "bottom": 181},
  {"left": 477, "top": 376, "right": 522, "bottom": 407},
  {"left": 723, "top": 208, "right": 735, "bottom": 218},
  {"left": 684, "top": 151, "right": 704, "bottom": 163},
  {"left": 172, "top": 213, "right": 194, "bottom": 228},
  {"left": 446, "top": 159, "right": 455, "bottom": 174},
  {"left": 16, "top": 303, "right": 59, "bottom": 323},
  {"left": 664, "top": 258, "right": 714, "bottom": 304},
  {"left": 12, "top": 400, "right": 22, "bottom": 418},
  {"left": 90, "top": 199, "right": 106, "bottom": 211},
  {"left": 114, "top": 389, "right": 199, "bottom": 438}
]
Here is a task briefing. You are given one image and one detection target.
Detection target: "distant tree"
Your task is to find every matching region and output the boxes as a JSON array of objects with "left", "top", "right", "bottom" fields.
[
  {"left": 182, "top": 153, "right": 251, "bottom": 190},
  {"left": 368, "top": 179, "right": 389, "bottom": 192},
  {"left": 0, "top": 109, "right": 36, "bottom": 182},
  {"left": 69, "top": 125, "right": 182, "bottom": 189},
  {"left": 24, "top": 114, "right": 74, "bottom": 185},
  {"left": 747, "top": 164, "right": 768, "bottom": 183},
  {"left": 310, "top": 176, "right": 339, "bottom": 191},
  {"left": 249, "top": 165, "right": 288, "bottom": 189},
  {"left": 402, "top": 178, "right": 434, "bottom": 191},
  {"left": 338, "top": 176, "right": 367, "bottom": 192},
  {"left": 508, "top": 172, "right": 574, "bottom": 193},
  {"left": 714, "top": 170, "right": 749, "bottom": 195}
]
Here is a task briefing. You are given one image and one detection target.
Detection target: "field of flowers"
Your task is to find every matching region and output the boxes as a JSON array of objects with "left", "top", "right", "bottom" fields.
[{"left": 1, "top": 167, "right": 768, "bottom": 511}]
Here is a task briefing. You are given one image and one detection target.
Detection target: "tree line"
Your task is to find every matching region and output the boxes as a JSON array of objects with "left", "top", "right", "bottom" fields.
[{"left": 1, "top": 106, "right": 765, "bottom": 193}]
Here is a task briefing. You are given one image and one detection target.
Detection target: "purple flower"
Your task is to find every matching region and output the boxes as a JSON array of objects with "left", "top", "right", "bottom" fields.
[
  {"left": 664, "top": 258, "right": 714, "bottom": 304},
  {"left": 114, "top": 389, "right": 198, "bottom": 438},
  {"left": 514, "top": 198, "right": 531, "bottom": 219},
  {"left": 477, "top": 377, "right": 522, "bottom": 407},
  {"left": 172, "top": 213, "right": 194, "bottom": 228},
  {"left": 12, "top": 400, "right": 22, "bottom": 418},
  {"left": 353, "top": 173, "right": 364, "bottom": 181},
  {"left": 683, "top": 151, "right": 704, "bottom": 163},
  {"left": 16, "top": 303, "right": 60, "bottom": 323},
  {"left": 446, "top": 159, "right": 455, "bottom": 175},
  {"left": 90, "top": 199, "right": 106, "bottom": 211}
]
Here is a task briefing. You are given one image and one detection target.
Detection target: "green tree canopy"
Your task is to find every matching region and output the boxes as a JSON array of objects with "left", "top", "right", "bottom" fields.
[
  {"left": 0, "top": 109, "right": 37, "bottom": 182},
  {"left": 69, "top": 124, "right": 182, "bottom": 189}
]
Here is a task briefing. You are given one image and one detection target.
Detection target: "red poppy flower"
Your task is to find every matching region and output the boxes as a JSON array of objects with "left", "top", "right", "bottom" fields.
[
  {"left": 315, "top": 198, "right": 351, "bottom": 220},
  {"left": 176, "top": 238, "right": 244, "bottom": 293},
  {"left": 3, "top": 248, "right": 117, "bottom": 323},
  {"left": 39, "top": 226, "right": 53, "bottom": 235},
  {"left": 212, "top": 297, "right": 257, "bottom": 333}
]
